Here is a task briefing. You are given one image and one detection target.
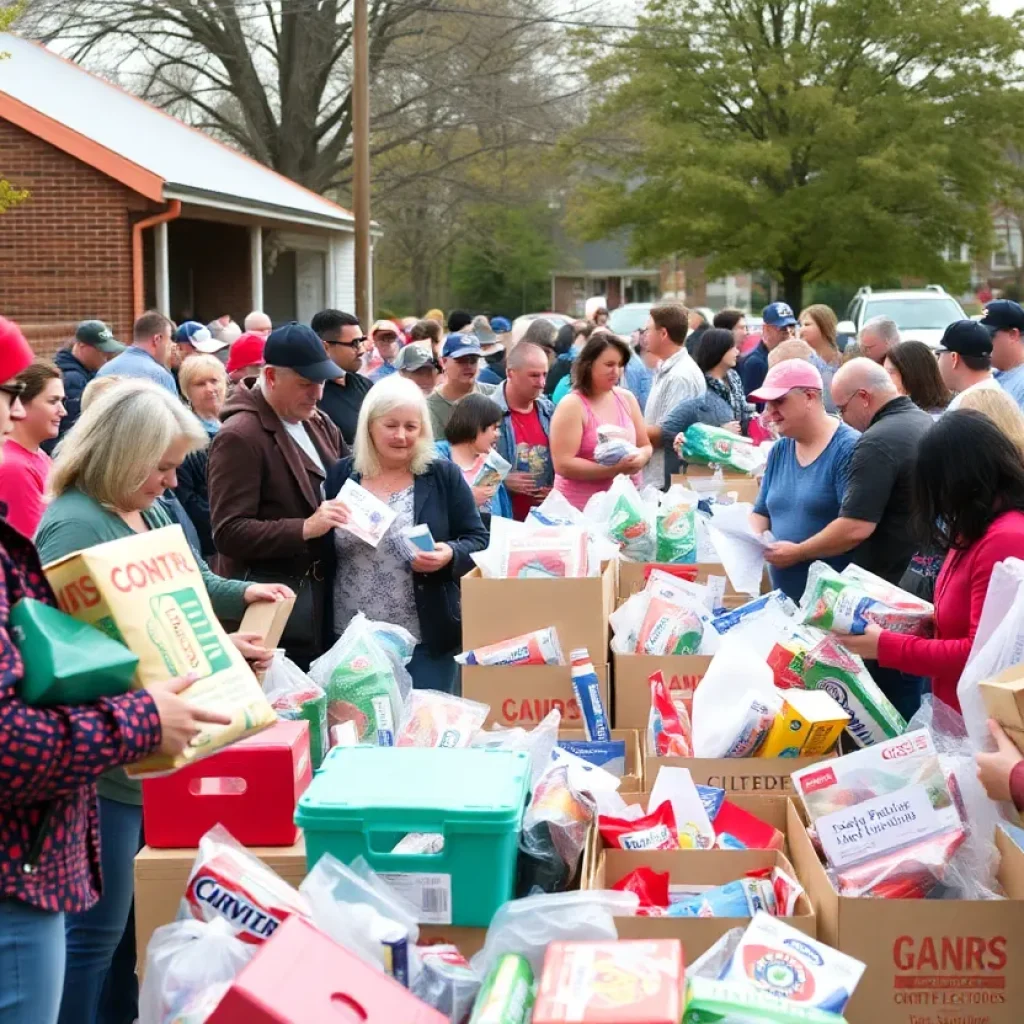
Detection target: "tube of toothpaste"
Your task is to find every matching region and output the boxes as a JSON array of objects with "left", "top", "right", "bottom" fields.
[
  {"left": 570, "top": 648, "right": 610, "bottom": 741},
  {"left": 664, "top": 877, "right": 775, "bottom": 919},
  {"left": 455, "top": 627, "right": 565, "bottom": 667}
]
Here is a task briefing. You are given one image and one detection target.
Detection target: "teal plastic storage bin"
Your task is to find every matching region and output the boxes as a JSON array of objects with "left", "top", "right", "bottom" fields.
[{"left": 295, "top": 747, "right": 530, "bottom": 927}]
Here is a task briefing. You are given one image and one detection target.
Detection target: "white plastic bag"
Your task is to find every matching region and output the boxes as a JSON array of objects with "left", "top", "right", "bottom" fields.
[
  {"left": 471, "top": 709, "right": 561, "bottom": 786},
  {"left": 692, "top": 647, "right": 779, "bottom": 758},
  {"left": 705, "top": 502, "right": 773, "bottom": 597},
  {"left": 139, "top": 918, "right": 254, "bottom": 1024},
  {"left": 300, "top": 853, "right": 420, "bottom": 981},
  {"left": 958, "top": 557, "right": 1024, "bottom": 751},
  {"left": 584, "top": 475, "right": 656, "bottom": 563},
  {"left": 593, "top": 424, "right": 641, "bottom": 466},
  {"left": 710, "top": 590, "right": 798, "bottom": 661},
  {"left": 470, "top": 890, "right": 639, "bottom": 981}
]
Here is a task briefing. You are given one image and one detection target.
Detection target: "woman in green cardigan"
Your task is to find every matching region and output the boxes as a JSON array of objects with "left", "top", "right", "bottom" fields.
[{"left": 35, "top": 379, "right": 291, "bottom": 1024}]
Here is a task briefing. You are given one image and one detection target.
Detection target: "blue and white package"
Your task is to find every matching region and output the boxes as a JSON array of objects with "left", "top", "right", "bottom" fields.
[
  {"left": 569, "top": 648, "right": 610, "bottom": 742},
  {"left": 695, "top": 784, "right": 726, "bottom": 822},
  {"left": 400, "top": 524, "right": 436, "bottom": 559},
  {"left": 715, "top": 832, "right": 748, "bottom": 850},
  {"left": 711, "top": 590, "right": 797, "bottom": 636},
  {"left": 665, "top": 877, "right": 775, "bottom": 918},
  {"left": 556, "top": 739, "right": 626, "bottom": 777}
]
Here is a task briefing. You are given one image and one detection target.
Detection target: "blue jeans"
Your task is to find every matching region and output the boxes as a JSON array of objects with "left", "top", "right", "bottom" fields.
[
  {"left": 58, "top": 798, "right": 143, "bottom": 1024},
  {"left": 0, "top": 899, "right": 65, "bottom": 1024},
  {"left": 408, "top": 643, "right": 460, "bottom": 695}
]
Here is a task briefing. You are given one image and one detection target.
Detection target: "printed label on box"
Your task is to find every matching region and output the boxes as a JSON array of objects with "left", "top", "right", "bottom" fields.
[
  {"left": 817, "top": 783, "right": 942, "bottom": 869},
  {"left": 378, "top": 872, "right": 452, "bottom": 925}
]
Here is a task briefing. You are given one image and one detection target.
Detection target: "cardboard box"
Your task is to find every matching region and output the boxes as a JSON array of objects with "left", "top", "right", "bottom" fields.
[
  {"left": 417, "top": 926, "right": 488, "bottom": 958},
  {"left": 460, "top": 561, "right": 617, "bottom": 661},
  {"left": 615, "top": 560, "right": 766, "bottom": 605},
  {"left": 980, "top": 666, "right": 1024, "bottom": 753},
  {"left": 672, "top": 471, "right": 761, "bottom": 504},
  {"left": 787, "top": 802, "right": 1024, "bottom": 1024},
  {"left": 134, "top": 838, "right": 307, "bottom": 976},
  {"left": 239, "top": 595, "right": 297, "bottom": 652},
  {"left": 646, "top": 754, "right": 832, "bottom": 793},
  {"left": 463, "top": 662, "right": 610, "bottom": 729},
  {"left": 586, "top": 847, "right": 815, "bottom": 959},
  {"left": 559, "top": 727, "right": 643, "bottom": 793},
  {"left": 612, "top": 652, "right": 711, "bottom": 730},
  {"left": 602, "top": 791, "right": 793, "bottom": 856}
]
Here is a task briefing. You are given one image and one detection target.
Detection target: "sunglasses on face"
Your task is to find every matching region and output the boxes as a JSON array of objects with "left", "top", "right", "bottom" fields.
[
  {"left": 327, "top": 336, "right": 368, "bottom": 348},
  {"left": 0, "top": 382, "right": 26, "bottom": 399}
]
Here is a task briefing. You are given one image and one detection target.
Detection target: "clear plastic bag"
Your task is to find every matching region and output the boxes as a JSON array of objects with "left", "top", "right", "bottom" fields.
[
  {"left": 470, "top": 889, "right": 639, "bottom": 982},
  {"left": 656, "top": 484, "right": 700, "bottom": 564},
  {"left": 474, "top": 519, "right": 592, "bottom": 578},
  {"left": 585, "top": 475, "right": 656, "bottom": 563},
  {"left": 299, "top": 853, "right": 420, "bottom": 983},
  {"left": 682, "top": 423, "right": 765, "bottom": 474},
  {"left": 471, "top": 709, "right": 561, "bottom": 787},
  {"left": 139, "top": 918, "right": 254, "bottom": 1024},
  {"left": 395, "top": 690, "right": 490, "bottom": 748},
  {"left": 609, "top": 574, "right": 719, "bottom": 656},
  {"left": 262, "top": 650, "right": 328, "bottom": 768},
  {"left": 593, "top": 423, "right": 641, "bottom": 466},
  {"left": 308, "top": 613, "right": 411, "bottom": 746}
]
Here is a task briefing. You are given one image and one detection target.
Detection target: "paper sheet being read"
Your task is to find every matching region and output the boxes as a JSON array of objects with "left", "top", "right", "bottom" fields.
[
  {"left": 705, "top": 503, "right": 774, "bottom": 597},
  {"left": 336, "top": 478, "right": 397, "bottom": 548}
]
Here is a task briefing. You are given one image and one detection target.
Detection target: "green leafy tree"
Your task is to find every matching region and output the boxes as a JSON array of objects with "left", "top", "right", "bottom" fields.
[
  {"left": 571, "top": 0, "right": 1024, "bottom": 308},
  {"left": 449, "top": 203, "right": 559, "bottom": 315},
  {"left": 1, "top": 2, "right": 29, "bottom": 213}
]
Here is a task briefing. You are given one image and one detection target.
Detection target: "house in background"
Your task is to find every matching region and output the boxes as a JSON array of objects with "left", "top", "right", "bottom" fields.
[
  {"left": 0, "top": 33, "right": 356, "bottom": 355},
  {"left": 551, "top": 232, "right": 751, "bottom": 315}
]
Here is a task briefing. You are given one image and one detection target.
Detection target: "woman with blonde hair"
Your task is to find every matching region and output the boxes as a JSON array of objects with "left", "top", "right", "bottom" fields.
[
  {"left": 325, "top": 375, "right": 487, "bottom": 692},
  {"left": 799, "top": 304, "right": 841, "bottom": 367},
  {"left": 175, "top": 354, "right": 229, "bottom": 556},
  {"left": 959, "top": 387, "right": 1024, "bottom": 454},
  {"left": 35, "top": 379, "right": 291, "bottom": 1024}
]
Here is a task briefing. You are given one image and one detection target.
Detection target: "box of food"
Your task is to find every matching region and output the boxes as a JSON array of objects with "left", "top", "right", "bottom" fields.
[
  {"left": 758, "top": 689, "right": 849, "bottom": 759},
  {"left": 533, "top": 939, "right": 685, "bottom": 1024},
  {"left": 45, "top": 525, "right": 276, "bottom": 774}
]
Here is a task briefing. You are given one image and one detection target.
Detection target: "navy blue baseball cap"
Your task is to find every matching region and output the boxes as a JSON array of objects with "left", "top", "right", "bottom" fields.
[
  {"left": 980, "top": 300, "right": 1024, "bottom": 333},
  {"left": 762, "top": 302, "right": 798, "bottom": 328},
  {"left": 264, "top": 322, "right": 343, "bottom": 381},
  {"left": 442, "top": 333, "right": 484, "bottom": 359},
  {"left": 936, "top": 320, "right": 993, "bottom": 357},
  {"left": 491, "top": 316, "right": 512, "bottom": 333}
]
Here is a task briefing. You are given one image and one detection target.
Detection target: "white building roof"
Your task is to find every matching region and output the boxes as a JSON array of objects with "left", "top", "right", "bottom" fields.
[{"left": 0, "top": 33, "right": 353, "bottom": 231}]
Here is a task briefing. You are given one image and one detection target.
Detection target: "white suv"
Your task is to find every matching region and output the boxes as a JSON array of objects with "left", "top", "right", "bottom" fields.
[{"left": 838, "top": 286, "right": 967, "bottom": 349}]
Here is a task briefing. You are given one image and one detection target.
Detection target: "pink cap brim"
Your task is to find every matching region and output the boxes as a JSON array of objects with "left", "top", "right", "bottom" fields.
[{"left": 748, "top": 386, "right": 791, "bottom": 402}]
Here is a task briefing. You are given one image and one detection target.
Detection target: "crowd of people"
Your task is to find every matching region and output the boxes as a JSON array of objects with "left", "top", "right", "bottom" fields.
[{"left": 6, "top": 293, "right": 1024, "bottom": 1022}]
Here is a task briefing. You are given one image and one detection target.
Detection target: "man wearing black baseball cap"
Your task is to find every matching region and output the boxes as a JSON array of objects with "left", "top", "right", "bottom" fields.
[
  {"left": 46, "top": 319, "right": 125, "bottom": 452},
  {"left": 981, "top": 299, "right": 1024, "bottom": 410},
  {"left": 208, "top": 322, "right": 348, "bottom": 667},
  {"left": 935, "top": 320, "right": 1002, "bottom": 411}
]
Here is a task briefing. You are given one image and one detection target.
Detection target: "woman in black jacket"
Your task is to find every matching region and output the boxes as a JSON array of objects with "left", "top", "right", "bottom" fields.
[{"left": 324, "top": 375, "right": 487, "bottom": 693}]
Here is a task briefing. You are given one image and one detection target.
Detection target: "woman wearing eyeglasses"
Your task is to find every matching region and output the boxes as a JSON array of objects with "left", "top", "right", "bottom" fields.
[
  {"left": 311, "top": 309, "right": 374, "bottom": 447},
  {"left": 0, "top": 318, "right": 231, "bottom": 1024}
]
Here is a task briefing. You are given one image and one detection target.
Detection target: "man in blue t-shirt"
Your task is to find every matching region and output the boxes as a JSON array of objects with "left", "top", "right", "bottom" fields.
[
  {"left": 749, "top": 359, "right": 859, "bottom": 600},
  {"left": 982, "top": 299, "right": 1024, "bottom": 410}
]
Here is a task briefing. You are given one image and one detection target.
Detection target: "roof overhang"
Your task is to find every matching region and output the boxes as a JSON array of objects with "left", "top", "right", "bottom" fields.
[
  {"left": 164, "top": 184, "right": 354, "bottom": 233},
  {"left": 0, "top": 89, "right": 165, "bottom": 202}
]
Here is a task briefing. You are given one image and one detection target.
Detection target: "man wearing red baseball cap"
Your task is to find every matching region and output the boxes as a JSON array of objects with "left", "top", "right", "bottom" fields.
[
  {"left": 748, "top": 358, "right": 859, "bottom": 600},
  {"left": 226, "top": 331, "right": 266, "bottom": 383}
]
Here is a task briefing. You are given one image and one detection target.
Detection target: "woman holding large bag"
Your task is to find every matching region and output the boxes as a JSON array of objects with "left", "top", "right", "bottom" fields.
[{"left": 0, "top": 319, "right": 230, "bottom": 1024}]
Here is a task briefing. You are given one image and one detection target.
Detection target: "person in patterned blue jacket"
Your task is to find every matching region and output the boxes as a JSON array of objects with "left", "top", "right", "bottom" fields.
[{"left": 0, "top": 317, "right": 229, "bottom": 1024}]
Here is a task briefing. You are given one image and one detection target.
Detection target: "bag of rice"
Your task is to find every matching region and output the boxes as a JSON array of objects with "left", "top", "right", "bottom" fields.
[{"left": 44, "top": 525, "right": 275, "bottom": 775}]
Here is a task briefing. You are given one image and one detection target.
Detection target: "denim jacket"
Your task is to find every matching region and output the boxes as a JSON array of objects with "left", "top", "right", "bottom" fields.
[{"left": 492, "top": 382, "right": 555, "bottom": 489}]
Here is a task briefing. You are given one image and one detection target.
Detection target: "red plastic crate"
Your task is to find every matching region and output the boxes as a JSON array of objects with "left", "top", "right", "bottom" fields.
[
  {"left": 206, "top": 916, "right": 447, "bottom": 1023},
  {"left": 142, "top": 719, "right": 312, "bottom": 848}
]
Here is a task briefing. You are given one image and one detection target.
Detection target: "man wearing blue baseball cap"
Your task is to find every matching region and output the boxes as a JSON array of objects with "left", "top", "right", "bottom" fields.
[
  {"left": 981, "top": 299, "right": 1024, "bottom": 410},
  {"left": 426, "top": 333, "right": 498, "bottom": 437},
  {"left": 739, "top": 302, "right": 798, "bottom": 395}
]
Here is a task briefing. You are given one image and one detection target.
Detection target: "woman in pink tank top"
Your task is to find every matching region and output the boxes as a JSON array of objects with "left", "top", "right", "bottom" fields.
[{"left": 549, "top": 332, "right": 653, "bottom": 510}]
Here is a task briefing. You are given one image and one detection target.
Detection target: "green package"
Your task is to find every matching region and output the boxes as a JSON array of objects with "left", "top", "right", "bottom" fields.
[
  {"left": 683, "top": 424, "right": 762, "bottom": 474},
  {"left": 657, "top": 502, "right": 697, "bottom": 563},
  {"left": 608, "top": 489, "right": 656, "bottom": 562},
  {"left": 324, "top": 633, "right": 399, "bottom": 746},
  {"left": 470, "top": 954, "right": 534, "bottom": 1024},
  {"left": 685, "top": 978, "right": 848, "bottom": 1023}
]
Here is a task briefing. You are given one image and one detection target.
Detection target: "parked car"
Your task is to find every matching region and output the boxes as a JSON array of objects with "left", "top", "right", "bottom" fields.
[
  {"left": 510, "top": 312, "right": 574, "bottom": 345},
  {"left": 838, "top": 286, "right": 967, "bottom": 349},
  {"left": 607, "top": 303, "right": 655, "bottom": 338}
]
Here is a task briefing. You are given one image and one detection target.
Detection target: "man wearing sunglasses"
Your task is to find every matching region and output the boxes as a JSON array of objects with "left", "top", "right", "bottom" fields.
[{"left": 311, "top": 308, "right": 373, "bottom": 446}]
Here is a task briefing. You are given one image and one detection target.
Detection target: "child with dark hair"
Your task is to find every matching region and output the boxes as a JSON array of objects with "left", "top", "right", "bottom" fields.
[{"left": 437, "top": 393, "right": 512, "bottom": 521}]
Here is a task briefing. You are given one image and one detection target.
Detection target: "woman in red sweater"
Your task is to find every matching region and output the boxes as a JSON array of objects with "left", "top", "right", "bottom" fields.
[{"left": 842, "top": 411, "right": 1024, "bottom": 713}]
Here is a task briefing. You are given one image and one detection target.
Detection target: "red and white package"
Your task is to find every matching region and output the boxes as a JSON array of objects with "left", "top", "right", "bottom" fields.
[
  {"left": 395, "top": 691, "right": 489, "bottom": 747},
  {"left": 180, "top": 825, "right": 311, "bottom": 945},
  {"left": 599, "top": 801, "right": 679, "bottom": 851},
  {"left": 647, "top": 671, "right": 693, "bottom": 757},
  {"left": 455, "top": 627, "right": 565, "bottom": 667}
]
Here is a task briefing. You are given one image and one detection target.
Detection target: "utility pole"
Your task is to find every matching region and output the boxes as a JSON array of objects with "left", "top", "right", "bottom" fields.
[{"left": 353, "top": 0, "right": 371, "bottom": 328}]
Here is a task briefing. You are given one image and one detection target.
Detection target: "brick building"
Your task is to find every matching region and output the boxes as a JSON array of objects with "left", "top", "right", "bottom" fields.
[{"left": 0, "top": 34, "right": 356, "bottom": 356}]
